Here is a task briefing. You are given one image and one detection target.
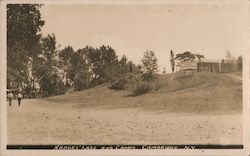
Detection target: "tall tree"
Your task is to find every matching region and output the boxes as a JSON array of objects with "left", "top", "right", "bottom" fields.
[
  {"left": 34, "top": 34, "right": 66, "bottom": 97},
  {"left": 170, "top": 50, "right": 175, "bottom": 73},
  {"left": 73, "top": 48, "right": 92, "bottom": 90},
  {"left": 225, "top": 51, "right": 236, "bottom": 64},
  {"left": 58, "top": 45, "right": 75, "bottom": 86},
  {"left": 224, "top": 51, "right": 237, "bottom": 72},
  {"left": 7, "top": 4, "right": 44, "bottom": 92},
  {"left": 118, "top": 55, "right": 129, "bottom": 74},
  {"left": 237, "top": 56, "right": 242, "bottom": 72},
  {"left": 87, "top": 45, "right": 119, "bottom": 85},
  {"left": 141, "top": 50, "right": 158, "bottom": 81},
  {"left": 128, "top": 61, "right": 134, "bottom": 73}
]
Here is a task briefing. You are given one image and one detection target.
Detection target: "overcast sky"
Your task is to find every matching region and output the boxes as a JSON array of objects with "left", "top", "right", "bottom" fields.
[{"left": 40, "top": 3, "right": 248, "bottom": 73}]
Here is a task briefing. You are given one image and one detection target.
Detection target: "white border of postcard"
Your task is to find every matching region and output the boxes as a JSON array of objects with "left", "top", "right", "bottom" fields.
[{"left": 0, "top": 0, "right": 249, "bottom": 155}]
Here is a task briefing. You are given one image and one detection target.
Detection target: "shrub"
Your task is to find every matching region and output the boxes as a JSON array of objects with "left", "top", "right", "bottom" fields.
[
  {"left": 109, "top": 73, "right": 141, "bottom": 90},
  {"left": 110, "top": 73, "right": 160, "bottom": 96},
  {"left": 133, "top": 82, "right": 154, "bottom": 95},
  {"left": 109, "top": 77, "right": 128, "bottom": 90}
]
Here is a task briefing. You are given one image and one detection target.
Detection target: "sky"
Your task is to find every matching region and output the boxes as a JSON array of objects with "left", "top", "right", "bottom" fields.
[{"left": 40, "top": 3, "right": 248, "bottom": 73}]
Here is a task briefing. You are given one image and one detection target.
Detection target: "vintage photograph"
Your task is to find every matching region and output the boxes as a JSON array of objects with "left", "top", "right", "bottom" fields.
[{"left": 1, "top": 0, "right": 249, "bottom": 155}]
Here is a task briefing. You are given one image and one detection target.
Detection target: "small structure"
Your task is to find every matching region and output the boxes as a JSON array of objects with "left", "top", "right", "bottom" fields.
[
  {"left": 175, "top": 52, "right": 198, "bottom": 72},
  {"left": 174, "top": 51, "right": 236, "bottom": 74},
  {"left": 179, "top": 58, "right": 197, "bottom": 71},
  {"left": 197, "top": 59, "right": 221, "bottom": 73}
]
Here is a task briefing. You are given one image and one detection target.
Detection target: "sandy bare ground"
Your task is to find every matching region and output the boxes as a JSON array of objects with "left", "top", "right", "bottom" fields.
[{"left": 7, "top": 99, "right": 242, "bottom": 145}]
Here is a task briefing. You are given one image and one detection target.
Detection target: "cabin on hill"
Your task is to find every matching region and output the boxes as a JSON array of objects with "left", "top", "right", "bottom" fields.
[
  {"left": 175, "top": 52, "right": 236, "bottom": 73},
  {"left": 197, "top": 59, "right": 221, "bottom": 73},
  {"left": 197, "top": 58, "right": 237, "bottom": 73}
]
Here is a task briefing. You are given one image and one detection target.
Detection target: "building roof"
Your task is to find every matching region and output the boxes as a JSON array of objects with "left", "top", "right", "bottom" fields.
[{"left": 200, "top": 58, "right": 220, "bottom": 63}]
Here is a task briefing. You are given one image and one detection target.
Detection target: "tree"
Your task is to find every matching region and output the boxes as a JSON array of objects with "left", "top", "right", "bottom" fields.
[
  {"left": 175, "top": 51, "right": 195, "bottom": 60},
  {"left": 224, "top": 51, "right": 237, "bottom": 72},
  {"left": 87, "top": 45, "right": 119, "bottom": 85},
  {"left": 73, "top": 48, "right": 92, "bottom": 90},
  {"left": 117, "top": 55, "right": 137, "bottom": 75},
  {"left": 237, "top": 56, "right": 242, "bottom": 72},
  {"left": 7, "top": 4, "right": 44, "bottom": 93},
  {"left": 128, "top": 61, "right": 134, "bottom": 73},
  {"left": 141, "top": 50, "right": 158, "bottom": 81},
  {"left": 59, "top": 46, "right": 74, "bottom": 63},
  {"left": 41, "top": 34, "right": 57, "bottom": 63},
  {"left": 118, "top": 55, "right": 129, "bottom": 74},
  {"left": 162, "top": 67, "right": 166, "bottom": 74},
  {"left": 35, "top": 34, "right": 66, "bottom": 96},
  {"left": 59, "top": 46, "right": 92, "bottom": 91},
  {"left": 59, "top": 45, "right": 122, "bottom": 90},
  {"left": 170, "top": 50, "right": 175, "bottom": 73},
  {"left": 58, "top": 45, "right": 76, "bottom": 86},
  {"left": 225, "top": 51, "right": 235, "bottom": 64}
]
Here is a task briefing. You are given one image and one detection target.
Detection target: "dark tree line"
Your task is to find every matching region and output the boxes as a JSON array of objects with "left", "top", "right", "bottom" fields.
[
  {"left": 7, "top": 4, "right": 159, "bottom": 98},
  {"left": 58, "top": 45, "right": 137, "bottom": 91}
]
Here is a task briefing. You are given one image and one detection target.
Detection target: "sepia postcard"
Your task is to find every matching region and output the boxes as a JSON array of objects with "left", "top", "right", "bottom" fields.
[{"left": 0, "top": 0, "right": 249, "bottom": 155}]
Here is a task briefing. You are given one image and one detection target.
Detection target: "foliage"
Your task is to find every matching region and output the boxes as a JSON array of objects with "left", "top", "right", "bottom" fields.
[
  {"left": 73, "top": 48, "right": 92, "bottom": 90},
  {"left": 35, "top": 34, "right": 67, "bottom": 96},
  {"left": 133, "top": 82, "right": 154, "bottom": 95},
  {"left": 85, "top": 45, "right": 118, "bottom": 85},
  {"left": 223, "top": 51, "right": 241, "bottom": 72},
  {"left": 140, "top": 50, "right": 158, "bottom": 81},
  {"left": 7, "top": 4, "right": 44, "bottom": 92},
  {"left": 117, "top": 55, "right": 130, "bottom": 74},
  {"left": 225, "top": 51, "right": 236, "bottom": 64},
  {"left": 59, "top": 45, "right": 137, "bottom": 91},
  {"left": 59, "top": 46, "right": 91, "bottom": 91},
  {"left": 109, "top": 76, "right": 128, "bottom": 90},
  {"left": 40, "top": 34, "right": 57, "bottom": 62},
  {"left": 58, "top": 46, "right": 75, "bottom": 86},
  {"left": 39, "top": 67, "right": 66, "bottom": 97},
  {"left": 109, "top": 73, "right": 141, "bottom": 90},
  {"left": 175, "top": 51, "right": 195, "bottom": 60},
  {"left": 6, "top": 3, "right": 160, "bottom": 97}
]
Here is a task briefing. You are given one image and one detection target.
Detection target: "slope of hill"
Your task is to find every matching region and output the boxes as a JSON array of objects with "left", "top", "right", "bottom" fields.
[
  {"left": 7, "top": 72, "right": 242, "bottom": 144},
  {"left": 45, "top": 72, "right": 242, "bottom": 114}
]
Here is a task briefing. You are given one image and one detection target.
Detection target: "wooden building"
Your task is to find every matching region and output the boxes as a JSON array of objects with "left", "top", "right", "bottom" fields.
[
  {"left": 174, "top": 53, "right": 235, "bottom": 73},
  {"left": 197, "top": 59, "right": 221, "bottom": 73}
]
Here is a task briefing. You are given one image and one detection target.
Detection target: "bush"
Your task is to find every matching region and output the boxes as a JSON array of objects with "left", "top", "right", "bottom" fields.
[
  {"left": 133, "top": 82, "right": 154, "bottom": 95},
  {"left": 109, "top": 73, "right": 141, "bottom": 90},
  {"left": 142, "top": 72, "right": 159, "bottom": 82},
  {"left": 109, "top": 77, "right": 127, "bottom": 90},
  {"left": 110, "top": 73, "right": 160, "bottom": 96}
]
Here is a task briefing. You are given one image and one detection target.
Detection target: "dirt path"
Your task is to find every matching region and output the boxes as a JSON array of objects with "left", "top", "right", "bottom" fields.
[{"left": 7, "top": 99, "right": 242, "bottom": 145}]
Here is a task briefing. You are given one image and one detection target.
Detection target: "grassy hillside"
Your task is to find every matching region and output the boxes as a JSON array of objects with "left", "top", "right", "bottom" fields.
[{"left": 45, "top": 72, "right": 242, "bottom": 114}]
